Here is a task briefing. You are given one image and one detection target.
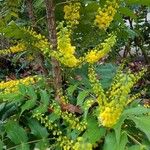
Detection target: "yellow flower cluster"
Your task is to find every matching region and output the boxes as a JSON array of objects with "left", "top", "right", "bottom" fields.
[
  {"left": 52, "top": 23, "right": 116, "bottom": 67},
  {"left": 84, "top": 98, "right": 94, "bottom": 110},
  {"left": 52, "top": 23, "right": 79, "bottom": 67},
  {"left": 99, "top": 105, "right": 122, "bottom": 127},
  {"left": 0, "top": 43, "right": 26, "bottom": 55},
  {"left": 33, "top": 113, "right": 88, "bottom": 150},
  {"left": 95, "top": 0, "right": 119, "bottom": 30},
  {"left": 0, "top": 76, "right": 39, "bottom": 95},
  {"left": 88, "top": 67, "right": 107, "bottom": 106},
  {"left": 62, "top": 111, "right": 87, "bottom": 131},
  {"left": 33, "top": 113, "right": 62, "bottom": 136},
  {"left": 86, "top": 34, "right": 116, "bottom": 64},
  {"left": 88, "top": 66, "right": 146, "bottom": 128},
  {"left": 73, "top": 137, "right": 92, "bottom": 150},
  {"left": 64, "top": 2, "right": 81, "bottom": 26},
  {"left": 24, "top": 28, "right": 50, "bottom": 56},
  {"left": 57, "top": 136, "right": 74, "bottom": 150},
  {"left": 57, "top": 136, "right": 92, "bottom": 150}
]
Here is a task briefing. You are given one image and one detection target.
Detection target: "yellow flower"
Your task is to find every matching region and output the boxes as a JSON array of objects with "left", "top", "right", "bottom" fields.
[
  {"left": 86, "top": 50, "right": 99, "bottom": 63},
  {"left": 10, "top": 43, "right": 26, "bottom": 53},
  {"left": 24, "top": 28, "right": 51, "bottom": 56},
  {"left": 99, "top": 105, "right": 122, "bottom": 127},
  {"left": 85, "top": 34, "right": 116, "bottom": 64},
  {"left": 0, "top": 43, "right": 26, "bottom": 55},
  {"left": 73, "top": 137, "right": 92, "bottom": 150},
  {"left": 95, "top": 0, "right": 119, "bottom": 30},
  {"left": 88, "top": 66, "right": 146, "bottom": 128},
  {"left": 64, "top": 2, "right": 81, "bottom": 26},
  {"left": 0, "top": 76, "right": 40, "bottom": 94},
  {"left": 52, "top": 23, "right": 79, "bottom": 67}
]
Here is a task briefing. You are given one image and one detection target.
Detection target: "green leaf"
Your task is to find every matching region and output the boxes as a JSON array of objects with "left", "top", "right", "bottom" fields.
[
  {"left": 123, "top": 106, "right": 150, "bottom": 116},
  {"left": 0, "top": 93, "right": 23, "bottom": 102},
  {"left": 35, "top": 139, "right": 49, "bottom": 150},
  {"left": 33, "top": 90, "right": 50, "bottom": 113},
  {"left": 67, "top": 84, "right": 78, "bottom": 96},
  {"left": 126, "top": 0, "right": 150, "bottom": 6},
  {"left": 96, "top": 63, "right": 117, "bottom": 89},
  {"left": 119, "top": 7, "right": 136, "bottom": 19},
  {"left": 128, "top": 145, "right": 141, "bottom": 150},
  {"left": 0, "top": 140, "right": 3, "bottom": 150},
  {"left": 16, "top": 143, "right": 30, "bottom": 150},
  {"left": 125, "top": 28, "right": 138, "bottom": 39},
  {"left": 26, "top": 86, "right": 37, "bottom": 100},
  {"left": 77, "top": 90, "right": 89, "bottom": 106},
  {"left": 18, "top": 84, "right": 27, "bottom": 95},
  {"left": 5, "top": 121, "right": 28, "bottom": 144},
  {"left": 130, "top": 116, "right": 150, "bottom": 141},
  {"left": 114, "top": 106, "right": 150, "bottom": 144},
  {"left": 0, "top": 103, "right": 5, "bottom": 111},
  {"left": 0, "top": 102, "right": 17, "bottom": 121},
  {"left": 118, "top": 132, "right": 128, "bottom": 150},
  {"left": 103, "top": 131, "right": 117, "bottom": 150},
  {"left": 103, "top": 131, "right": 128, "bottom": 150},
  {"left": 113, "top": 114, "right": 127, "bottom": 145},
  {"left": 40, "top": 90, "right": 49, "bottom": 106},
  {"left": 28, "top": 119, "right": 48, "bottom": 138},
  {"left": 83, "top": 116, "right": 106, "bottom": 144},
  {"left": 21, "top": 98, "right": 36, "bottom": 114}
]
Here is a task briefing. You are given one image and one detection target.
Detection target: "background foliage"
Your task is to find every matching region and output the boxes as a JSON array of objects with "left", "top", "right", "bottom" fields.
[{"left": 0, "top": 0, "right": 150, "bottom": 150}]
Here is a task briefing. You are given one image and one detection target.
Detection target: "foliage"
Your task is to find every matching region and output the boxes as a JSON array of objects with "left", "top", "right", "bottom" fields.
[{"left": 0, "top": 0, "right": 150, "bottom": 150}]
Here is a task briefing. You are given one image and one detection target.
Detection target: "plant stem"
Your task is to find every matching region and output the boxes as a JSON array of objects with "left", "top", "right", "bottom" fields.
[
  {"left": 44, "top": 0, "right": 62, "bottom": 101},
  {"left": 126, "top": 133, "right": 142, "bottom": 146},
  {"left": 7, "top": 138, "right": 56, "bottom": 150}
]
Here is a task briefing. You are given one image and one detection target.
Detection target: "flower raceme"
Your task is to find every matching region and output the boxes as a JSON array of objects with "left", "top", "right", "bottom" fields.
[
  {"left": 64, "top": 2, "right": 81, "bottom": 26},
  {"left": 51, "top": 23, "right": 80, "bottom": 67},
  {"left": 0, "top": 76, "right": 40, "bottom": 95},
  {"left": 95, "top": 0, "right": 119, "bottom": 30},
  {"left": 52, "top": 22, "right": 116, "bottom": 67},
  {"left": 88, "top": 66, "right": 146, "bottom": 128},
  {"left": 24, "top": 28, "right": 50, "bottom": 56},
  {"left": 0, "top": 28, "right": 50, "bottom": 56},
  {"left": 0, "top": 43, "right": 25, "bottom": 55},
  {"left": 85, "top": 34, "right": 116, "bottom": 64}
]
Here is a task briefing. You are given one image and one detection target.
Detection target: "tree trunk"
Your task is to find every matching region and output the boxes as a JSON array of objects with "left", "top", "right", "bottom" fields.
[
  {"left": 26, "top": 0, "right": 36, "bottom": 28},
  {"left": 44, "top": 0, "right": 62, "bottom": 100}
]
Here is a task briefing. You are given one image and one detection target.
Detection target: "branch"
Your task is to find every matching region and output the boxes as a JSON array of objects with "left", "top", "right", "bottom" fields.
[
  {"left": 7, "top": 137, "right": 56, "bottom": 150},
  {"left": 55, "top": 0, "right": 78, "bottom": 7}
]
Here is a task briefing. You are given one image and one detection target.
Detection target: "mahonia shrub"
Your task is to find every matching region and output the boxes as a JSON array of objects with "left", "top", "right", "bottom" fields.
[
  {"left": 0, "top": 0, "right": 150, "bottom": 150},
  {"left": 88, "top": 65, "right": 146, "bottom": 127}
]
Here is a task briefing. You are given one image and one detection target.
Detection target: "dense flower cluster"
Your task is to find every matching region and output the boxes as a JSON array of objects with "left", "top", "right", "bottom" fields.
[
  {"left": 52, "top": 23, "right": 80, "bottom": 67},
  {"left": 57, "top": 136, "right": 92, "bottom": 150},
  {"left": 52, "top": 24, "right": 116, "bottom": 67},
  {"left": 0, "top": 76, "right": 39, "bottom": 95},
  {"left": 64, "top": 2, "right": 81, "bottom": 26},
  {"left": 73, "top": 137, "right": 92, "bottom": 150},
  {"left": 0, "top": 28, "right": 50, "bottom": 57},
  {"left": 33, "top": 113, "right": 62, "bottom": 136},
  {"left": 57, "top": 136, "right": 74, "bottom": 150},
  {"left": 85, "top": 34, "right": 116, "bottom": 64},
  {"left": 88, "top": 66, "right": 146, "bottom": 128},
  {"left": 0, "top": 43, "right": 26, "bottom": 55},
  {"left": 62, "top": 111, "right": 87, "bottom": 131},
  {"left": 24, "top": 28, "right": 50, "bottom": 56},
  {"left": 95, "top": 0, "right": 119, "bottom": 30}
]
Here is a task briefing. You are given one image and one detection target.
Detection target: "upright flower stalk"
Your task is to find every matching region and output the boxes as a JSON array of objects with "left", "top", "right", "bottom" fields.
[
  {"left": 88, "top": 66, "right": 146, "bottom": 128},
  {"left": 95, "top": 0, "right": 119, "bottom": 30}
]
